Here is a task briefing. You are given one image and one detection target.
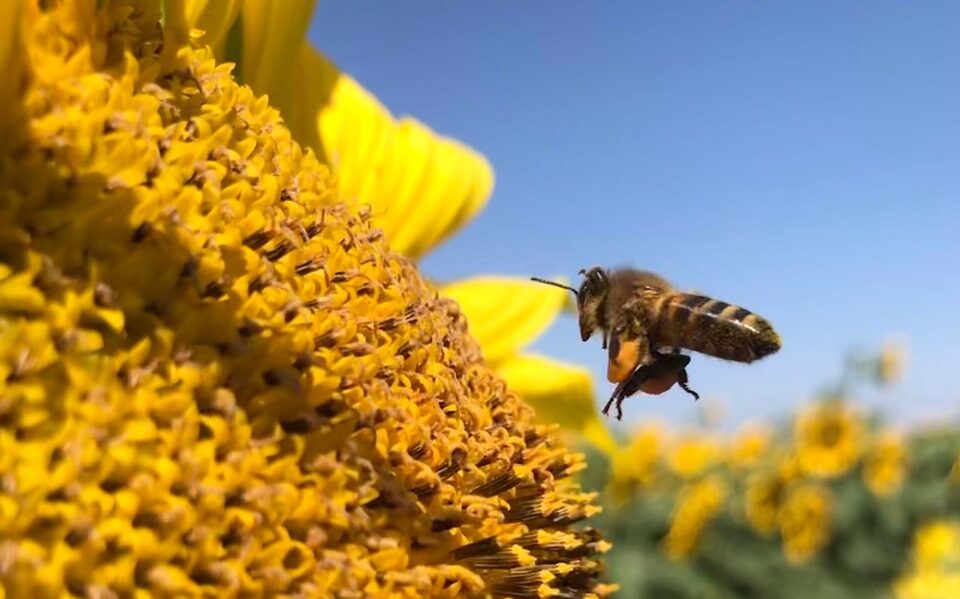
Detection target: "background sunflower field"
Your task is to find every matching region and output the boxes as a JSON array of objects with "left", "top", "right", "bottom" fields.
[{"left": 575, "top": 351, "right": 960, "bottom": 598}]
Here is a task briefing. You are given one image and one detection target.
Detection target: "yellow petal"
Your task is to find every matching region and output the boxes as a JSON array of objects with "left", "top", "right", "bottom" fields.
[
  {"left": 183, "top": 0, "right": 241, "bottom": 50},
  {"left": 0, "top": 0, "right": 22, "bottom": 78},
  {"left": 440, "top": 277, "right": 568, "bottom": 365},
  {"left": 162, "top": 0, "right": 190, "bottom": 52},
  {"left": 239, "top": 0, "right": 316, "bottom": 118},
  {"left": 285, "top": 42, "right": 338, "bottom": 162},
  {"left": 224, "top": 31, "right": 493, "bottom": 259},
  {"left": 496, "top": 354, "right": 616, "bottom": 456},
  {"left": 0, "top": 0, "right": 24, "bottom": 150},
  {"left": 314, "top": 52, "right": 494, "bottom": 259}
]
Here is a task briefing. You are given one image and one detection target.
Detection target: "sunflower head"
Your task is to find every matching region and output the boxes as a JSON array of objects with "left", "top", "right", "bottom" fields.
[
  {"left": 777, "top": 483, "right": 833, "bottom": 564},
  {"left": 726, "top": 424, "right": 773, "bottom": 470},
  {"left": 661, "top": 475, "right": 727, "bottom": 560},
  {"left": 608, "top": 423, "right": 664, "bottom": 503},
  {"left": 863, "top": 432, "right": 908, "bottom": 497},
  {"left": 794, "top": 401, "right": 864, "bottom": 478},
  {"left": 0, "top": 3, "right": 612, "bottom": 597},
  {"left": 667, "top": 433, "right": 721, "bottom": 479},
  {"left": 894, "top": 520, "right": 960, "bottom": 599}
]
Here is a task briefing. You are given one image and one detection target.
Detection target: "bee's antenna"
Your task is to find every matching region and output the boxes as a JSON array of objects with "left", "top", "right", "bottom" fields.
[{"left": 530, "top": 277, "right": 578, "bottom": 297}]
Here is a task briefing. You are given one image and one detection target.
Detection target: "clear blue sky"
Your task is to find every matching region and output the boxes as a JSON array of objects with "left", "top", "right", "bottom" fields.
[{"left": 311, "top": 2, "right": 960, "bottom": 429}]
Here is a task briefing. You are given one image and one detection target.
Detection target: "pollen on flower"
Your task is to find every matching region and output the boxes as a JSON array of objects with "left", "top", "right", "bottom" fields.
[{"left": 0, "top": 3, "right": 611, "bottom": 598}]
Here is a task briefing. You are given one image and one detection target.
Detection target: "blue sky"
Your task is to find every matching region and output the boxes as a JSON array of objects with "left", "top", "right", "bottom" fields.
[{"left": 311, "top": 2, "right": 960, "bottom": 429}]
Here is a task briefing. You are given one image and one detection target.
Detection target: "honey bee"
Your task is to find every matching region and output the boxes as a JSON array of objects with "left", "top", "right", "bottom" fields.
[{"left": 531, "top": 267, "right": 782, "bottom": 420}]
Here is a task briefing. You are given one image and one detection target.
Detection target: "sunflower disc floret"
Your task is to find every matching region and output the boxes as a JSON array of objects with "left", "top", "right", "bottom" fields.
[{"left": 0, "top": 3, "right": 611, "bottom": 598}]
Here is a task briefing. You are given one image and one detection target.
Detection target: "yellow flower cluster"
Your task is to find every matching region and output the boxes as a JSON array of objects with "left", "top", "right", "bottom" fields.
[
  {"left": 607, "top": 400, "right": 907, "bottom": 565},
  {"left": 895, "top": 521, "right": 960, "bottom": 599},
  {"left": 0, "top": 2, "right": 611, "bottom": 597}
]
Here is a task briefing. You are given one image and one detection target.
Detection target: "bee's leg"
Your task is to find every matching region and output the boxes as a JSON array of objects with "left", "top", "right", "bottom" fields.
[
  {"left": 600, "top": 372, "right": 640, "bottom": 421},
  {"left": 602, "top": 375, "right": 634, "bottom": 419},
  {"left": 601, "top": 383, "right": 628, "bottom": 421},
  {"left": 675, "top": 366, "right": 700, "bottom": 401},
  {"left": 601, "top": 352, "right": 693, "bottom": 420}
]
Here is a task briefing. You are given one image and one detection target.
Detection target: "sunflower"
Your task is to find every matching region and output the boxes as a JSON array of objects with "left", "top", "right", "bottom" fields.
[
  {"left": 608, "top": 423, "right": 664, "bottom": 503},
  {"left": 667, "top": 433, "right": 721, "bottom": 479},
  {"left": 725, "top": 423, "right": 773, "bottom": 470},
  {"left": 876, "top": 340, "right": 906, "bottom": 386},
  {"left": 661, "top": 476, "right": 727, "bottom": 559},
  {"left": 744, "top": 456, "right": 799, "bottom": 536},
  {"left": 778, "top": 483, "right": 832, "bottom": 564},
  {"left": 0, "top": 2, "right": 612, "bottom": 597},
  {"left": 180, "top": 0, "right": 614, "bottom": 455},
  {"left": 862, "top": 431, "right": 907, "bottom": 497},
  {"left": 894, "top": 521, "right": 960, "bottom": 599},
  {"left": 794, "top": 401, "right": 864, "bottom": 478}
]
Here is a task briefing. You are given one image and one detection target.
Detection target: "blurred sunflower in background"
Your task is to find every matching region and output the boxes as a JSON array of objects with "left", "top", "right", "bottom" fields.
[
  {"left": 794, "top": 400, "right": 864, "bottom": 478},
  {"left": 726, "top": 423, "right": 773, "bottom": 470},
  {"left": 661, "top": 476, "right": 727, "bottom": 560},
  {"left": 777, "top": 483, "right": 833, "bottom": 564},
  {"left": 863, "top": 431, "right": 908, "bottom": 497},
  {"left": 896, "top": 521, "right": 960, "bottom": 599},
  {"left": 185, "top": 0, "right": 614, "bottom": 455}
]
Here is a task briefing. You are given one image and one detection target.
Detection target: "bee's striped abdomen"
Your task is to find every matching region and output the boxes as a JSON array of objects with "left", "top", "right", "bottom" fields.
[{"left": 658, "top": 293, "right": 782, "bottom": 363}]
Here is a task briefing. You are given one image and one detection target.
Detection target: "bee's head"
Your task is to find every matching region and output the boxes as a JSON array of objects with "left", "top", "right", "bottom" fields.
[
  {"left": 530, "top": 267, "right": 609, "bottom": 342},
  {"left": 576, "top": 267, "right": 608, "bottom": 341}
]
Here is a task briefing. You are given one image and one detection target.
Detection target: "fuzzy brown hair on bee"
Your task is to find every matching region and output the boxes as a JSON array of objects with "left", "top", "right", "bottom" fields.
[{"left": 531, "top": 267, "right": 781, "bottom": 420}]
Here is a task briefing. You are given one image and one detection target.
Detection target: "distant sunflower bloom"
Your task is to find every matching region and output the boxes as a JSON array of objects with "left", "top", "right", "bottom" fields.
[
  {"left": 863, "top": 431, "right": 907, "bottom": 497},
  {"left": 778, "top": 484, "right": 832, "bottom": 564},
  {"left": 894, "top": 521, "right": 960, "bottom": 599},
  {"left": 662, "top": 476, "right": 727, "bottom": 559},
  {"left": 186, "top": 0, "right": 615, "bottom": 455},
  {"left": 795, "top": 401, "right": 864, "bottom": 478},
  {"left": 876, "top": 340, "right": 906, "bottom": 386},
  {"left": 667, "top": 433, "right": 721, "bottom": 479},
  {"left": 744, "top": 459, "right": 794, "bottom": 536},
  {"left": 0, "top": 3, "right": 612, "bottom": 597},
  {"left": 608, "top": 423, "right": 664, "bottom": 503},
  {"left": 725, "top": 423, "right": 773, "bottom": 470}
]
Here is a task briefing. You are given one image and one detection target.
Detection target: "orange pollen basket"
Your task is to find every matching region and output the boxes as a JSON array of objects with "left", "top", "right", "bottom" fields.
[
  {"left": 607, "top": 339, "right": 642, "bottom": 383},
  {"left": 637, "top": 373, "right": 679, "bottom": 395}
]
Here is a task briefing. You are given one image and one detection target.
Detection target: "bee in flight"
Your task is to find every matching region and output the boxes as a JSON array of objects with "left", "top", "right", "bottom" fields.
[{"left": 531, "top": 267, "right": 782, "bottom": 420}]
